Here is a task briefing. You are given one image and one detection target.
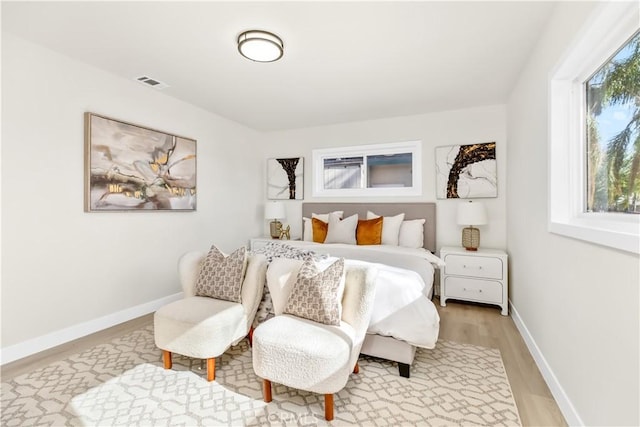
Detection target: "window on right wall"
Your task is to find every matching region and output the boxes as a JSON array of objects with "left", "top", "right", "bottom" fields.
[
  {"left": 549, "top": 1, "right": 639, "bottom": 254},
  {"left": 585, "top": 31, "right": 639, "bottom": 215}
]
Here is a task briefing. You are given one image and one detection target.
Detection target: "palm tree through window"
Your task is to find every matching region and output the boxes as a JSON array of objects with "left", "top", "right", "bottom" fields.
[{"left": 586, "top": 30, "right": 639, "bottom": 213}]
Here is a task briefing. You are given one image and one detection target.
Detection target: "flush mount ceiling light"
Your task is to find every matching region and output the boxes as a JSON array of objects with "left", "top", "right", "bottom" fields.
[{"left": 237, "top": 30, "right": 284, "bottom": 62}]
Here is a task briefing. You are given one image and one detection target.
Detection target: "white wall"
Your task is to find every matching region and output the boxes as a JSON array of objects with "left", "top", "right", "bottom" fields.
[
  {"left": 507, "top": 2, "right": 639, "bottom": 426},
  {"left": 1, "top": 34, "right": 263, "bottom": 357},
  {"left": 259, "top": 105, "right": 507, "bottom": 251}
]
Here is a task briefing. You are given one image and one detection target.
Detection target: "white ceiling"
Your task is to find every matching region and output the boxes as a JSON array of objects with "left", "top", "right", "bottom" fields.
[{"left": 2, "top": 1, "right": 557, "bottom": 131}]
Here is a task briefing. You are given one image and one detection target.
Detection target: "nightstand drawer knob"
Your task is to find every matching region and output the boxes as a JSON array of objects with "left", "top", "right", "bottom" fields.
[
  {"left": 463, "top": 265, "right": 483, "bottom": 270},
  {"left": 463, "top": 287, "right": 482, "bottom": 293}
]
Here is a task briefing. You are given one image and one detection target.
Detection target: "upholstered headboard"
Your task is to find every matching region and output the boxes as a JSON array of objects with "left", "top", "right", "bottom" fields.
[{"left": 301, "top": 202, "right": 436, "bottom": 253}]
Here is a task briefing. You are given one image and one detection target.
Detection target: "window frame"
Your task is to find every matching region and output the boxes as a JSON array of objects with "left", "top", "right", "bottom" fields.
[
  {"left": 312, "top": 140, "right": 422, "bottom": 197},
  {"left": 548, "top": 1, "right": 639, "bottom": 254}
]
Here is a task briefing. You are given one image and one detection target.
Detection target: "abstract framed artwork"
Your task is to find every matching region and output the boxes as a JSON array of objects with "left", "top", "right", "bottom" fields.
[
  {"left": 435, "top": 142, "right": 497, "bottom": 199},
  {"left": 84, "top": 113, "right": 197, "bottom": 211},
  {"left": 267, "top": 157, "right": 303, "bottom": 200}
]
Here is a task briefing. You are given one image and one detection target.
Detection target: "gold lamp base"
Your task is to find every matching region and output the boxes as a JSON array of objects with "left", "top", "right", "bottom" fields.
[
  {"left": 269, "top": 220, "right": 282, "bottom": 239},
  {"left": 462, "top": 226, "right": 480, "bottom": 251}
]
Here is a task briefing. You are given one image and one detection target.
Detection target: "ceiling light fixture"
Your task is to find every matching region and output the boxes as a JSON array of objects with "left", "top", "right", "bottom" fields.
[{"left": 237, "top": 30, "right": 284, "bottom": 63}]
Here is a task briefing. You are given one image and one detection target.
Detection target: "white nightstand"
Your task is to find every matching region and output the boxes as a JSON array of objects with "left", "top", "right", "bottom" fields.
[
  {"left": 439, "top": 246, "right": 508, "bottom": 316},
  {"left": 250, "top": 237, "right": 300, "bottom": 251},
  {"left": 249, "top": 237, "right": 279, "bottom": 251}
]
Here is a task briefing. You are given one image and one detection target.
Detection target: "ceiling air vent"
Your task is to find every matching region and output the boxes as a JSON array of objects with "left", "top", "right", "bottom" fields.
[{"left": 135, "top": 75, "right": 169, "bottom": 90}]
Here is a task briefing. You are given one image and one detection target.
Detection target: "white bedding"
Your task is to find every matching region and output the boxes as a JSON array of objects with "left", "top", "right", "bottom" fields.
[
  {"left": 345, "top": 258, "right": 439, "bottom": 348},
  {"left": 258, "top": 241, "right": 442, "bottom": 349},
  {"left": 281, "top": 241, "right": 444, "bottom": 297}
]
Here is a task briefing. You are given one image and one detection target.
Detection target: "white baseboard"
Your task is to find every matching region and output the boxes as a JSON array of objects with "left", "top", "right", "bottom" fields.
[
  {"left": 0, "top": 292, "right": 183, "bottom": 366},
  {"left": 510, "top": 301, "right": 584, "bottom": 426}
]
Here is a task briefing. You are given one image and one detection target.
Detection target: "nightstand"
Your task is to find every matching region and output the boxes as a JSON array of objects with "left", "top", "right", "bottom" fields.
[
  {"left": 249, "top": 237, "right": 299, "bottom": 251},
  {"left": 439, "top": 246, "right": 508, "bottom": 316},
  {"left": 249, "top": 237, "right": 279, "bottom": 251}
]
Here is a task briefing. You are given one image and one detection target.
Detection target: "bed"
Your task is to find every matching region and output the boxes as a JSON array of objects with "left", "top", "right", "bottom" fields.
[
  {"left": 301, "top": 202, "right": 441, "bottom": 377},
  {"left": 269, "top": 202, "right": 442, "bottom": 378}
]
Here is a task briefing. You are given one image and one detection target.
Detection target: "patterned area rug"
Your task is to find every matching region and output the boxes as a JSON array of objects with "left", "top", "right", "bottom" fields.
[{"left": 1, "top": 325, "right": 521, "bottom": 426}]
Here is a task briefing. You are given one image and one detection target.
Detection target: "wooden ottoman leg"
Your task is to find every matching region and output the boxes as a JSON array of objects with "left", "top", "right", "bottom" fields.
[
  {"left": 353, "top": 362, "right": 360, "bottom": 374},
  {"left": 324, "top": 394, "right": 334, "bottom": 421},
  {"left": 162, "top": 350, "right": 172, "bottom": 369},
  {"left": 207, "top": 358, "right": 216, "bottom": 381},
  {"left": 263, "top": 379, "right": 272, "bottom": 403}
]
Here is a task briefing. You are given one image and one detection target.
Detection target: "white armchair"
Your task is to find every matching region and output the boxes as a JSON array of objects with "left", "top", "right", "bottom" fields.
[
  {"left": 252, "top": 264, "right": 377, "bottom": 421},
  {"left": 154, "top": 251, "right": 267, "bottom": 381}
]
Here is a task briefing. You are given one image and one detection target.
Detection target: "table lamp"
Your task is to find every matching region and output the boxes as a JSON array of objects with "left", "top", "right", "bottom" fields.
[
  {"left": 457, "top": 201, "right": 487, "bottom": 251},
  {"left": 265, "top": 201, "right": 286, "bottom": 239}
]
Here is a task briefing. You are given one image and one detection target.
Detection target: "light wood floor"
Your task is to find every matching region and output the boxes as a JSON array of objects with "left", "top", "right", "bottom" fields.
[
  {"left": 436, "top": 297, "right": 567, "bottom": 427},
  {"left": 2, "top": 300, "right": 566, "bottom": 426}
]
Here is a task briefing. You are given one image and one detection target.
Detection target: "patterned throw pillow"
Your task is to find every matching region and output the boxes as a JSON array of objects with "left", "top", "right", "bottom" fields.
[
  {"left": 283, "top": 257, "right": 345, "bottom": 326},
  {"left": 251, "top": 242, "right": 328, "bottom": 327},
  {"left": 195, "top": 245, "right": 247, "bottom": 302}
]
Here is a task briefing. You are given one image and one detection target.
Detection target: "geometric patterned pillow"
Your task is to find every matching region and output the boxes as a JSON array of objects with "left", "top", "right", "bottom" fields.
[
  {"left": 283, "top": 257, "right": 344, "bottom": 326},
  {"left": 194, "top": 245, "right": 247, "bottom": 302}
]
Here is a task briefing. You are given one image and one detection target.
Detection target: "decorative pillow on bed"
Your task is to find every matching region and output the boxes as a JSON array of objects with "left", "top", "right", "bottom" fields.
[
  {"left": 195, "top": 245, "right": 247, "bottom": 302},
  {"left": 311, "top": 217, "right": 329, "bottom": 243},
  {"left": 356, "top": 216, "right": 383, "bottom": 245},
  {"left": 366, "top": 211, "right": 405, "bottom": 246},
  {"left": 324, "top": 213, "right": 358, "bottom": 244},
  {"left": 398, "top": 219, "right": 426, "bottom": 248},
  {"left": 303, "top": 211, "right": 344, "bottom": 241},
  {"left": 284, "top": 257, "right": 345, "bottom": 326}
]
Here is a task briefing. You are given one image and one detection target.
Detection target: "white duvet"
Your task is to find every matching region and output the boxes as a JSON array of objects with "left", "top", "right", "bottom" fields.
[
  {"left": 283, "top": 242, "right": 442, "bottom": 349},
  {"left": 334, "top": 258, "right": 439, "bottom": 349}
]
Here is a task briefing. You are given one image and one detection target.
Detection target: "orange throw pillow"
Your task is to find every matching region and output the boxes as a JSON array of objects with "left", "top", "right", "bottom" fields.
[
  {"left": 312, "top": 217, "right": 329, "bottom": 243},
  {"left": 356, "top": 217, "right": 383, "bottom": 245}
]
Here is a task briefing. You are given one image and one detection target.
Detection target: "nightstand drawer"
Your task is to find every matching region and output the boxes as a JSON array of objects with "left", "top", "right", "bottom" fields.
[
  {"left": 444, "top": 254, "right": 503, "bottom": 280},
  {"left": 444, "top": 277, "right": 503, "bottom": 304}
]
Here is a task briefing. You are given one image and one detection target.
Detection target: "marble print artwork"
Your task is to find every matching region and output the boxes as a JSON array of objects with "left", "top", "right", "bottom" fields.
[
  {"left": 267, "top": 157, "right": 303, "bottom": 200},
  {"left": 85, "top": 113, "right": 196, "bottom": 211},
  {"left": 435, "top": 142, "right": 497, "bottom": 199}
]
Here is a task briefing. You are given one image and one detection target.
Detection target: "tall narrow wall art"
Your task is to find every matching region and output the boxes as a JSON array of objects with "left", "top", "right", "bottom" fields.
[
  {"left": 267, "top": 157, "right": 304, "bottom": 200},
  {"left": 85, "top": 113, "right": 197, "bottom": 211},
  {"left": 435, "top": 142, "right": 497, "bottom": 199}
]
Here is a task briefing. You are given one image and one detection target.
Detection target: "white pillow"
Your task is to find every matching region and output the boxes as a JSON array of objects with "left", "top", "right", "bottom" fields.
[
  {"left": 303, "top": 211, "right": 344, "bottom": 241},
  {"left": 266, "top": 258, "right": 305, "bottom": 315},
  {"left": 366, "top": 211, "right": 405, "bottom": 246},
  {"left": 398, "top": 219, "right": 426, "bottom": 249},
  {"left": 324, "top": 213, "right": 358, "bottom": 244}
]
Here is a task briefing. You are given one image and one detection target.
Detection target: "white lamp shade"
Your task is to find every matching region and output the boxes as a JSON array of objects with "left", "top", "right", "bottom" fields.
[
  {"left": 265, "top": 202, "right": 286, "bottom": 219},
  {"left": 457, "top": 201, "right": 487, "bottom": 226}
]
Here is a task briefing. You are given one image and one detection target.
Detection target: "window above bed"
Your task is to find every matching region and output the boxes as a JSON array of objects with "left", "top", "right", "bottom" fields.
[{"left": 312, "top": 140, "right": 422, "bottom": 197}]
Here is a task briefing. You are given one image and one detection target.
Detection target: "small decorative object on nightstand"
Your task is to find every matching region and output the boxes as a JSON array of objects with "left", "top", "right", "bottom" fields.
[
  {"left": 265, "top": 201, "right": 286, "bottom": 239},
  {"left": 457, "top": 201, "right": 487, "bottom": 251},
  {"left": 279, "top": 225, "right": 291, "bottom": 240},
  {"left": 440, "top": 246, "right": 508, "bottom": 315}
]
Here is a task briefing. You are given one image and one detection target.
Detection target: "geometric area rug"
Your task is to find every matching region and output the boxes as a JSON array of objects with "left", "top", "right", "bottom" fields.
[{"left": 1, "top": 325, "right": 521, "bottom": 426}]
